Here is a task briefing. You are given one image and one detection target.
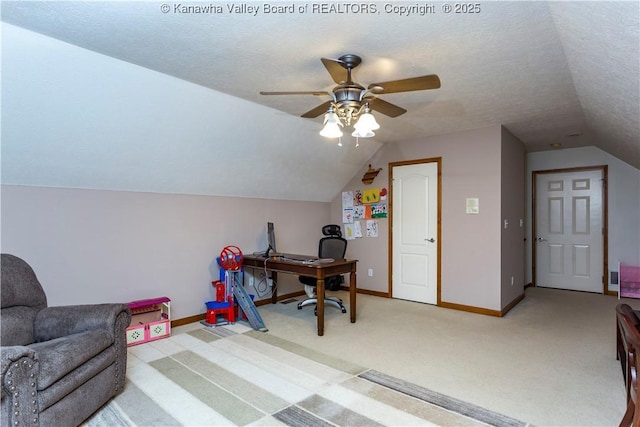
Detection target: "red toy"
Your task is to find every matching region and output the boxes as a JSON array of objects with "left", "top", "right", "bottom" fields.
[
  {"left": 205, "top": 299, "right": 235, "bottom": 325},
  {"left": 213, "top": 280, "right": 226, "bottom": 302},
  {"left": 219, "top": 245, "right": 243, "bottom": 270},
  {"left": 202, "top": 246, "right": 249, "bottom": 327}
]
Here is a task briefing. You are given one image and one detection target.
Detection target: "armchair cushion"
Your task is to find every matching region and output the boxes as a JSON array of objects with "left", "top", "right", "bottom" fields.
[
  {"left": 1, "top": 254, "right": 47, "bottom": 346},
  {"left": 34, "top": 303, "right": 128, "bottom": 342},
  {"left": 1, "top": 306, "right": 41, "bottom": 346},
  {"left": 0, "top": 254, "right": 47, "bottom": 309},
  {"left": 29, "top": 329, "right": 113, "bottom": 390}
]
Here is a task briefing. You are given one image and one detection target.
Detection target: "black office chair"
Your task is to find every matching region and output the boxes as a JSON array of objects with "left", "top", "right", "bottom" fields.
[{"left": 298, "top": 224, "right": 348, "bottom": 314}]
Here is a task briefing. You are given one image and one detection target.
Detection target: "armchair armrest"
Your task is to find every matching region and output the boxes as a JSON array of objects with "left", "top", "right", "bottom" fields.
[
  {"left": 34, "top": 303, "right": 130, "bottom": 342},
  {"left": 1, "top": 346, "right": 37, "bottom": 382},
  {"left": 1, "top": 346, "right": 39, "bottom": 425}
]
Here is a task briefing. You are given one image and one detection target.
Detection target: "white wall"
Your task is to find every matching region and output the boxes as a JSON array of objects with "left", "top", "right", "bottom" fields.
[
  {"left": 1, "top": 185, "right": 330, "bottom": 319},
  {"left": 2, "top": 23, "right": 377, "bottom": 203},
  {"left": 526, "top": 146, "right": 640, "bottom": 291}
]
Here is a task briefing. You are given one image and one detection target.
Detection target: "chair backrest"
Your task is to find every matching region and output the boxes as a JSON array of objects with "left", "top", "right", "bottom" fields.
[
  {"left": 618, "top": 307, "right": 640, "bottom": 414},
  {"left": 318, "top": 224, "right": 347, "bottom": 259},
  {"left": 1, "top": 254, "right": 48, "bottom": 309},
  {"left": 1, "top": 254, "right": 48, "bottom": 346},
  {"left": 617, "top": 304, "right": 640, "bottom": 405}
]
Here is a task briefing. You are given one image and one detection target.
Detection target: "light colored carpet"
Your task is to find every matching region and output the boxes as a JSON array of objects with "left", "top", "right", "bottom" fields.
[
  {"left": 86, "top": 286, "right": 627, "bottom": 426},
  {"left": 254, "top": 287, "right": 627, "bottom": 426},
  {"left": 84, "top": 323, "right": 529, "bottom": 426}
]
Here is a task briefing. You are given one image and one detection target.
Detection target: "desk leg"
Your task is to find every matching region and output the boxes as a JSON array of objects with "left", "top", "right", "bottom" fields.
[
  {"left": 316, "top": 278, "right": 325, "bottom": 336},
  {"left": 350, "top": 269, "right": 357, "bottom": 323},
  {"left": 271, "top": 272, "right": 278, "bottom": 304}
]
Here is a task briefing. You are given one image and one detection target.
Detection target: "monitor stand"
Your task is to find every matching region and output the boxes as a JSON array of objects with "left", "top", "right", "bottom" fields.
[{"left": 263, "top": 246, "right": 281, "bottom": 258}]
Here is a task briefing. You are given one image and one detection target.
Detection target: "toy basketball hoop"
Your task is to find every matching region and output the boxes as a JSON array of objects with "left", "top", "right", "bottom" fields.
[{"left": 220, "top": 245, "right": 243, "bottom": 270}]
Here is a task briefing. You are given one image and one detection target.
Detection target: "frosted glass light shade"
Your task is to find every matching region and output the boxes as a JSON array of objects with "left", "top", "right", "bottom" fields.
[
  {"left": 320, "top": 121, "right": 344, "bottom": 138},
  {"left": 354, "top": 111, "right": 380, "bottom": 131},
  {"left": 351, "top": 128, "right": 375, "bottom": 138},
  {"left": 320, "top": 110, "right": 344, "bottom": 138}
]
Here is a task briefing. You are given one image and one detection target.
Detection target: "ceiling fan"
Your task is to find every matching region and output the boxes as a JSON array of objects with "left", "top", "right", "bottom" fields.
[{"left": 260, "top": 54, "right": 441, "bottom": 138}]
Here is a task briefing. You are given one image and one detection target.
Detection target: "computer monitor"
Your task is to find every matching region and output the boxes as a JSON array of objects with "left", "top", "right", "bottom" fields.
[{"left": 264, "top": 222, "right": 277, "bottom": 257}]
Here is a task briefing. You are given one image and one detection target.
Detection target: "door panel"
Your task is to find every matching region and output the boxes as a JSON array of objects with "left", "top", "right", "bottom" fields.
[
  {"left": 573, "top": 245, "right": 590, "bottom": 277},
  {"left": 548, "top": 244, "right": 564, "bottom": 274},
  {"left": 391, "top": 161, "right": 439, "bottom": 304},
  {"left": 535, "top": 170, "right": 603, "bottom": 293}
]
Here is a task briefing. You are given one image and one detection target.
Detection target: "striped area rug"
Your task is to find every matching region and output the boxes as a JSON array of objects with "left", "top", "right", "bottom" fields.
[{"left": 84, "top": 324, "right": 530, "bottom": 426}]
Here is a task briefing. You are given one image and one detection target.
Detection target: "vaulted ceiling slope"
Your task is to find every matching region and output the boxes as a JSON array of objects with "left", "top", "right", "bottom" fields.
[{"left": 2, "top": 1, "right": 639, "bottom": 202}]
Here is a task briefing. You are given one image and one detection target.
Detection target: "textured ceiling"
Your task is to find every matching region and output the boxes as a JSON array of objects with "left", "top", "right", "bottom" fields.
[{"left": 2, "top": 1, "right": 639, "bottom": 201}]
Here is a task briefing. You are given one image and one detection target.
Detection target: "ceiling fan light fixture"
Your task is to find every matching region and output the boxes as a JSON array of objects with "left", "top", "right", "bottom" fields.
[
  {"left": 320, "top": 121, "right": 344, "bottom": 138},
  {"left": 351, "top": 128, "right": 375, "bottom": 138},
  {"left": 354, "top": 105, "right": 380, "bottom": 132},
  {"left": 260, "top": 53, "right": 441, "bottom": 145},
  {"left": 320, "top": 108, "right": 344, "bottom": 138},
  {"left": 323, "top": 107, "right": 342, "bottom": 125}
]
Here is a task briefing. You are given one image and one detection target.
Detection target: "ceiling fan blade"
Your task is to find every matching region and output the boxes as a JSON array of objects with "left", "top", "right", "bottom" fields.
[
  {"left": 301, "top": 101, "right": 333, "bottom": 118},
  {"left": 366, "top": 97, "right": 407, "bottom": 117},
  {"left": 368, "top": 74, "right": 441, "bottom": 94},
  {"left": 321, "top": 58, "right": 347, "bottom": 84},
  {"left": 260, "top": 91, "right": 329, "bottom": 96}
]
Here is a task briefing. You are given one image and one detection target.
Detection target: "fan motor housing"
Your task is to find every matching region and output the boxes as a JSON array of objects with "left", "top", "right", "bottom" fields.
[
  {"left": 333, "top": 85, "right": 364, "bottom": 124},
  {"left": 333, "top": 85, "right": 364, "bottom": 106}
]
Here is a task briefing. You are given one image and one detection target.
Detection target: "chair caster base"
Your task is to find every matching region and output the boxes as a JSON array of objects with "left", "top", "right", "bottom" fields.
[{"left": 297, "top": 297, "right": 346, "bottom": 315}]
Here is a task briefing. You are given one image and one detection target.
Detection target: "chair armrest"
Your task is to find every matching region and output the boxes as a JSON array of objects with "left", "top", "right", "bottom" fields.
[
  {"left": 34, "top": 303, "right": 131, "bottom": 342},
  {"left": 1, "top": 346, "right": 37, "bottom": 379},
  {"left": 1, "top": 346, "right": 39, "bottom": 425}
]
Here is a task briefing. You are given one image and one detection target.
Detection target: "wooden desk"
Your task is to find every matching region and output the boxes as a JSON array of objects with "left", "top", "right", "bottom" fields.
[{"left": 242, "top": 254, "right": 357, "bottom": 336}]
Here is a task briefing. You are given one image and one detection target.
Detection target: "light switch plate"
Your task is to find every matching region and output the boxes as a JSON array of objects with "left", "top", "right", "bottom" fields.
[{"left": 466, "top": 198, "right": 479, "bottom": 214}]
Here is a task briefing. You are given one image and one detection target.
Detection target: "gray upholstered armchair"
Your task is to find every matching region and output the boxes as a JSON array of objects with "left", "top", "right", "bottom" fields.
[{"left": 1, "top": 254, "right": 131, "bottom": 427}]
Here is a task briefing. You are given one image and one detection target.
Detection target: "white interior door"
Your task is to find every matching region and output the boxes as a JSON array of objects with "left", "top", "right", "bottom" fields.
[
  {"left": 535, "top": 169, "right": 603, "bottom": 293},
  {"left": 391, "top": 161, "right": 439, "bottom": 304}
]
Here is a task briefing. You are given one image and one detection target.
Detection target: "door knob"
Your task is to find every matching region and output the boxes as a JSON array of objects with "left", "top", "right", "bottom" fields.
[
  {"left": 425, "top": 238, "right": 435, "bottom": 243},
  {"left": 536, "top": 237, "right": 547, "bottom": 242}
]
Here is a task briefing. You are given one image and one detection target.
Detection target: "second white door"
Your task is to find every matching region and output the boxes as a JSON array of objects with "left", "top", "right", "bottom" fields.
[{"left": 535, "top": 169, "right": 604, "bottom": 293}]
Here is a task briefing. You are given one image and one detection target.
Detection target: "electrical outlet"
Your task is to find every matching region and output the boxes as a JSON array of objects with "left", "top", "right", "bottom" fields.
[{"left": 368, "top": 268, "right": 373, "bottom": 277}]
